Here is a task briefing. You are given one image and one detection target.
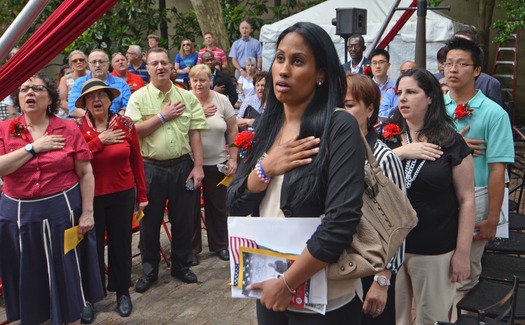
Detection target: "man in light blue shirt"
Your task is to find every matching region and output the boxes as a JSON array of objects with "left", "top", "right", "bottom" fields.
[
  {"left": 379, "top": 61, "right": 417, "bottom": 121},
  {"left": 229, "top": 21, "right": 262, "bottom": 77},
  {"left": 444, "top": 37, "right": 514, "bottom": 318},
  {"left": 68, "top": 49, "right": 131, "bottom": 117},
  {"left": 369, "top": 49, "right": 395, "bottom": 98}
]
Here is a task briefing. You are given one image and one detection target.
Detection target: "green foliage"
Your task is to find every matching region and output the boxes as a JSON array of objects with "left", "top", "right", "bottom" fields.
[
  {"left": 222, "top": 0, "right": 323, "bottom": 41},
  {"left": 169, "top": 0, "right": 323, "bottom": 50},
  {"left": 169, "top": 7, "right": 201, "bottom": 49},
  {"left": 490, "top": 0, "right": 525, "bottom": 44},
  {"left": 66, "top": 0, "right": 164, "bottom": 60},
  {"left": 428, "top": 0, "right": 443, "bottom": 7},
  {"left": 0, "top": 0, "right": 324, "bottom": 62},
  {"left": 0, "top": 0, "right": 63, "bottom": 44},
  {"left": 271, "top": 0, "right": 324, "bottom": 20},
  {"left": 0, "top": 0, "right": 165, "bottom": 63}
]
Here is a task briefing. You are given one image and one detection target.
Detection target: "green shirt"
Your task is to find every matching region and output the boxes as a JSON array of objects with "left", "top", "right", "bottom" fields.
[
  {"left": 126, "top": 83, "right": 207, "bottom": 160},
  {"left": 445, "top": 90, "right": 514, "bottom": 187}
]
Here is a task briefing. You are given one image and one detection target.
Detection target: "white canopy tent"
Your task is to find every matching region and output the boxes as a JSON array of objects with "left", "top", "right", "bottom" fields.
[{"left": 259, "top": 0, "right": 473, "bottom": 81}]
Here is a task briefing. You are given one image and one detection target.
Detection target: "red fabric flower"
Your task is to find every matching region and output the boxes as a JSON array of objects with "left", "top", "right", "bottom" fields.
[
  {"left": 382, "top": 123, "right": 401, "bottom": 140},
  {"left": 231, "top": 130, "right": 255, "bottom": 151},
  {"left": 8, "top": 121, "right": 27, "bottom": 139},
  {"left": 454, "top": 103, "right": 474, "bottom": 120},
  {"left": 393, "top": 88, "right": 398, "bottom": 95},
  {"left": 83, "top": 131, "right": 94, "bottom": 142},
  {"left": 363, "top": 65, "right": 372, "bottom": 75}
]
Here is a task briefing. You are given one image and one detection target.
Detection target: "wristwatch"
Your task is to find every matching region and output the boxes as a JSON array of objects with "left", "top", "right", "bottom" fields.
[
  {"left": 373, "top": 275, "right": 391, "bottom": 286},
  {"left": 24, "top": 143, "right": 38, "bottom": 157}
]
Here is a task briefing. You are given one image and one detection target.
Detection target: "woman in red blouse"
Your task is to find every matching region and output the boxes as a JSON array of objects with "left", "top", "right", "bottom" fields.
[
  {"left": 74, "top": 79, "right": 148, "bottom": 319},
  {"left": 0, "top": 72, "right": 103, "bottom": 325}
]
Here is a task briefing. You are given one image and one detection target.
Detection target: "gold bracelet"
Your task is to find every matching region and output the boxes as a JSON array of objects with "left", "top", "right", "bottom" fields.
[{"left": 281, "top": 272, "right": 296, "bottom": 295}]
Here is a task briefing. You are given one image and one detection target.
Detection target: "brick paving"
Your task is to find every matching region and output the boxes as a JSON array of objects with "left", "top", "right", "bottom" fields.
[
  {"left": 2, "top": 184, "right": 525, "bottom": 324},
  {"left": 0, "top": 227, "right": 257, "bottom": 324}
]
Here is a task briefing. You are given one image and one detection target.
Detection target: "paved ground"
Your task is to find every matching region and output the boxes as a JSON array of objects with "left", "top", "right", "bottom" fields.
[
  {"left": 2, "top": 195, "right": 525, "bottom": 324},
  {"left": 0, "top": 226, "right": 258, "bottom": 325}
]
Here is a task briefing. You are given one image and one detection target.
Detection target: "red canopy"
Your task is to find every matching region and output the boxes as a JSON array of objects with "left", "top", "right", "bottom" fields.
[
  {"left": 0, "top": 0, "right": 119, "bottom": 100},
  {"left": 376, "top": 0, "right": 418, "bottom": 49}
]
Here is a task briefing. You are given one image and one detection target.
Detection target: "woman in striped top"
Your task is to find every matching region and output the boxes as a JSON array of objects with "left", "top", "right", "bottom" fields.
[{"left": 344, "top": 73, "right": 406, "bottom": 325}]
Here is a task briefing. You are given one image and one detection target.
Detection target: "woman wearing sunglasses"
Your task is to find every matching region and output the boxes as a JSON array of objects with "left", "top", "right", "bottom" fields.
[
  {"left": 174, "top": 39, "right": 198, "bottom": 83},
  {"left": 58, "top": 50, "right": 88, "bottom": 114}
]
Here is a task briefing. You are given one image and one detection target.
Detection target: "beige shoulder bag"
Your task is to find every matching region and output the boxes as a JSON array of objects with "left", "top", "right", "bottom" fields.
[{"left": 327, "top": 131, "right": 418, "bottom": 280}]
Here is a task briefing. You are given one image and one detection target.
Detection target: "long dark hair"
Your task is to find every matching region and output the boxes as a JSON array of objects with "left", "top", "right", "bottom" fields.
[
  {"left": 228, "top": 22, "right": 346, "bottom": 207},
  {"left": 391, "top": 68, "right": 456, "bottom": 147}
]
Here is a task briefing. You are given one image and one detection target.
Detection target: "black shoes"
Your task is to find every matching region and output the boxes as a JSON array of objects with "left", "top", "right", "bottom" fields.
[
  {"left": 117, "top": 294, "right": 133, "bottom": 317},
  {"left": 171, "top": 269, "right": 198, "bottom": 283},
  {"left": 135, "top": 276, "right": 157, "bottom": 293},
  {"left": 80, "top": 301, "right": 94, "bottom": 324},
  {"left": 191, "top": 253, "right": 200, "bottom": 266},
  {"left": 217, "top": 249, "right": 230, "bottom": 261}
]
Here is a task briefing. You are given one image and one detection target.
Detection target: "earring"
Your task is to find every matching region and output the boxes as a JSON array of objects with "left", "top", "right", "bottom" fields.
[
  {"left": 48, "top": 105, "right": 52, "bottom": 114},
  {"left": 317, "top": 80, "right": 323, "bottom": 86}
]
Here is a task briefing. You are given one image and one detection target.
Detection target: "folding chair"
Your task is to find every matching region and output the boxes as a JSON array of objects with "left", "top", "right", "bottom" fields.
[
  {"left": 480, "top": 252, "right": 525, "bottom": 283},
  {"left": 508, "top": 154, "right": 525, "bottom": 213},
  {"left": 509, "top": 212, "right": 525, "bottom": 232},
  {"left": 485, "top": 231, "right": 525, "bottom": 256},
  {"left": 435, "top": 276, "right": 521, "bottom": 324}
]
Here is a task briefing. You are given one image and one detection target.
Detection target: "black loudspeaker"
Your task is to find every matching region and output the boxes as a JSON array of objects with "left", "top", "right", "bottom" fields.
[{"left": 332, "top": 8, "right": 367, "bottom": 37}]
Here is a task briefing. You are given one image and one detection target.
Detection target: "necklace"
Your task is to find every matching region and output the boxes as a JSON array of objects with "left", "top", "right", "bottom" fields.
[{"left": 404, "top": 133, "right": 426, "bottom": 190}]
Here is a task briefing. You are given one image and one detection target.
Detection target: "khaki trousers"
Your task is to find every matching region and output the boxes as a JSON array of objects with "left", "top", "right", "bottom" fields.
[
  {"left": 395, "top": 251, "right": 456, "bottom": 325},
  {"left": 450, "top": 239, "right": 487, "bottom": 321}
]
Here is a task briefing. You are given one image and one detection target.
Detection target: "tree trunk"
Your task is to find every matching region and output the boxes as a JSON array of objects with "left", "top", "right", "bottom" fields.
[
  {"left": 159, "top": 0, "right": 168, "bottom": 48},
  {"left": 478, "top": 0, "right": 496, "bottom": 71},
  {"left": 190, "top": 0, "right": 232, "bottom": 73}
]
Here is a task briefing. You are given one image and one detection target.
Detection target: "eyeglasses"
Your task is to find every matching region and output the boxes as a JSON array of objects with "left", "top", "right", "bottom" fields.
[
  {"left": 84, "top": 92, "right": 109, "bottom": 101},
  {"left": 71, "top": 58, "right": 86, "bottom": 63},
  {"left": 148, "top": 61, "right": 170, "bottom": 67},
  {"left": 89, "top": 60, "right": 108, "bottom": 66},
  {"left": 183, "top": 43, "right": 191, "bottom": 46},
  {"left": 371, "top": 60, "right": 387, "bottom": 66},
  {"left": 20, "top": 85, "right": 49, "bottom": 93},
  {"left": 126, "top": 52, "right": 136, "bottom": 56},
  {"left": 443, "top": 62, "right": 474, "bottom": 69}
]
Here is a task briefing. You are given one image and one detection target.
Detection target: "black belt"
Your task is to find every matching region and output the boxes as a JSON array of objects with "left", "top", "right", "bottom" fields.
[{"left": 143, "top": 154, "right": 191, "bottom": 167}]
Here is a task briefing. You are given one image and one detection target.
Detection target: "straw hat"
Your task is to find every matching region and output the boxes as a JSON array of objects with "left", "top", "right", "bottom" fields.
[{"left": 75, "top": 78, "right": 120, "bottom": 108}]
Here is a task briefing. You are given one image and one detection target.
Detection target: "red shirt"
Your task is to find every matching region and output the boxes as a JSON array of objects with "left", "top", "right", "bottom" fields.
[
  {"left": 197, "top": 46, "right": 227, "bottom": 66},
  {"left": 75, "top": 113, "right": 147, "bottom": 202},
  {"left": 111, "top": 71, "right": 145, "bottom": 93},
  {"left": 0, "top": 115, "right": 92, "bottom": 199}
]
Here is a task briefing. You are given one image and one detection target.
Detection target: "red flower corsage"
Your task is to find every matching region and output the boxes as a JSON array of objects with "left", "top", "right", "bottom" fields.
[
  {"left": 363, "top": 65, "right": 372, "bottom": 75},
  {"left": 454, "top": 103, "right": 474, "bottom": 120},
  {"left": 382, "top": 123, "right": 401, "bottom": 143},
  {"left": 230, "top": 130, "right": 255, "bottom": 159},
  {"left": 83, "top": 131, "right": 94, "bottom": 142},
  {"left": 9, "top": 121, "right": 28, "bottom": 139}
]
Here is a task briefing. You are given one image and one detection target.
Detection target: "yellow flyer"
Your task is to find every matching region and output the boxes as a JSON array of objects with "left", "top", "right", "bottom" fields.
[
  {"left": 134, "top": 210, "right": 145, "bottom": 224},
  {"left": 64, "top": 226, "right": 84, "bottom": 255}
]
